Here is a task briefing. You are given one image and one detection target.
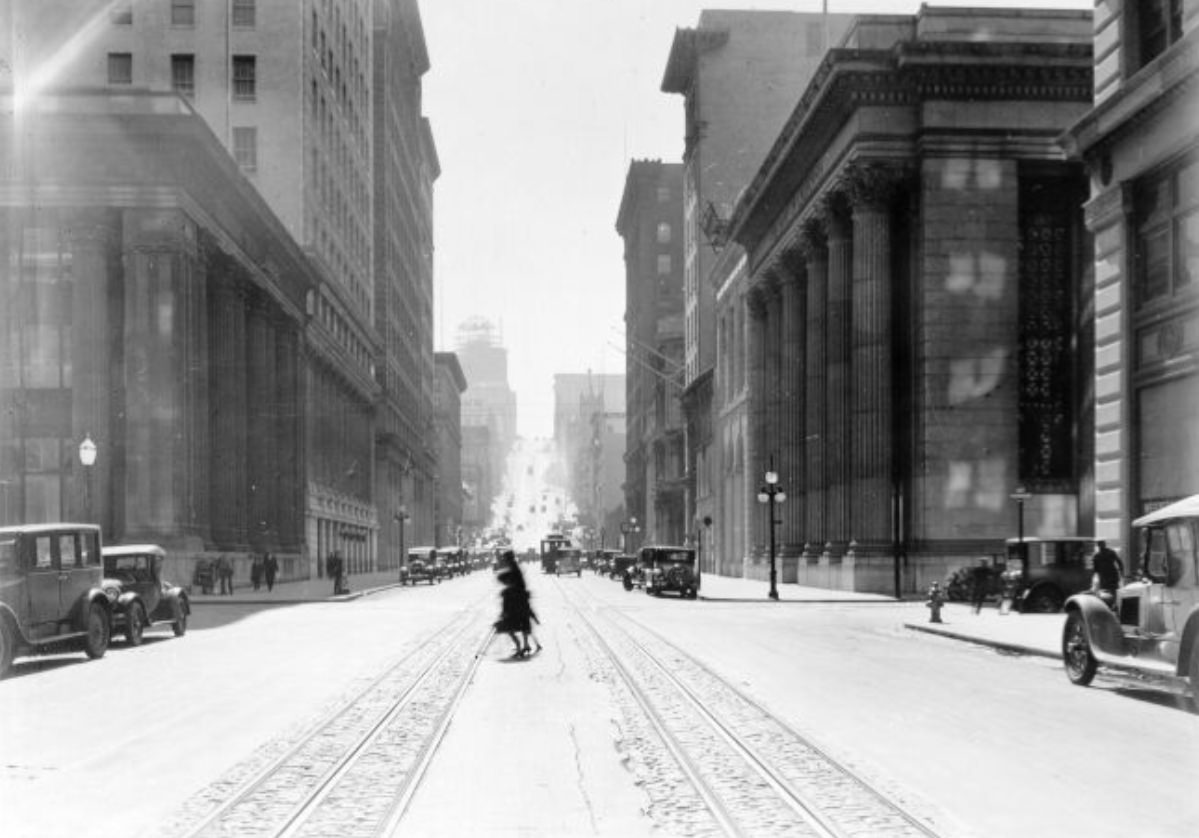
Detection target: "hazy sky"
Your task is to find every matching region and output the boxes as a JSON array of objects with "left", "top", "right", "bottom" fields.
[{"left": 421, "top": 0, "right": 1093, "bottom": 438}]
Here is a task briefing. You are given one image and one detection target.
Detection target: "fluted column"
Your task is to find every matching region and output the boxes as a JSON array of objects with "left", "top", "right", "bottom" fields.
[
  {"left": 779, "top": 252, "right": 805, "bottom": 556},
  {"left": 763, "top": 275, "right": 783, "bottom": 478},
  {"left": 799, "top": 218, "right": 827, "bottom": 560},
  {"left": 246, "top": 294, "right": 277, "bottom": 550},
  {"left": 746, "top": 288, "right": 768, "bottom": 558},
  {"left": 277, "top": 325, "right": 304, "bottom": 552},
  {"left": 822, "top": 192, "right": 852, "bottom": 557},
  {"left": 66, "top": 211, "right": 115, "bottom": 534},
  {"left": 208, "top": 259, "right": 248, "bottom": 548},
  {"left": 847, "top": 164, "right": 900, "bottom": 556}
]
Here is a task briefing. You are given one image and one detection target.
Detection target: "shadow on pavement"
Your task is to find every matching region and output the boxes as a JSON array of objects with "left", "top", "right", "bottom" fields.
[{"left": 188, "top": 601, "right": 306, "bottom": 632}]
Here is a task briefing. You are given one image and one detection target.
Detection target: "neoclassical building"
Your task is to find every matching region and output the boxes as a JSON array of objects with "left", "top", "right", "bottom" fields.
[{"left": 725, "top": 8, "right": 1095, "bottom": 593}]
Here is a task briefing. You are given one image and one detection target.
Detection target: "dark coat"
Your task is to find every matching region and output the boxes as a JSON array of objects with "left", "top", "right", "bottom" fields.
[
  {"left": 263, "top": 554, "right": 279, "bottom": 583},
  {"left": 494, "top": 568, "right": 537, "bottom": 634}
]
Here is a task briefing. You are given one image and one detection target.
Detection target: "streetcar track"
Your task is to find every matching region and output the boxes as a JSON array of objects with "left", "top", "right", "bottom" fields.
[
  {"left": 559, "top": 579, "right": 949, "bottom": 838},
  {"left": 171, "top": 596, "right": 492, "bottom": 838}
]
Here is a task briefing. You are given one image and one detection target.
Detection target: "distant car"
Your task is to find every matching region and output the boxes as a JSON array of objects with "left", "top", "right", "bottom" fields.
[
  {"left": 611, "top": 553, "right": 637, "bottom": 583},
  {"left": 101, "top": 545, "right": 190, "bottom": 644},
  {"left": 1001, "top": 537, "right": 1099, "bottom": 613},
  {"left": 639, "top": 546, "right": 699, "bottom": 599},
  {"left": 555, "top": 549, "right": 582, "bottom": 577},
  {"left": 1, "top": 523, "right": 112, "bottom": 678},
  {"left": 402, "top": 548, "right": 439, "bottom": 585},
  {"left": 1063, "top": 495, "right": 1199, "bottom": 706}
]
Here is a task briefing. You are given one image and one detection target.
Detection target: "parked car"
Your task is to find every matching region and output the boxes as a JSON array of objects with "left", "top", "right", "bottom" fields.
[
  {"left": 1062, "top": 494, "right": 1199, "bottom": 706},
  {"left": 0, "top": 523, "right": 112, "bottom": 678},
  {"left": 611, "top": 553, "right": 637, "bottom": 584},
  {"left": 1001, "top": 536, "right": 1099, "bottom": 613},
  {"left": 100, "top": 545, "right": 190, "bottom": 645},
  {"left": 402, "top": 548, "right": 439, "bottom": 585},
  {"left": 944, "top": 561, "right": 1004, "bottom": 603},
  {"left": 639, "top": 546, "right": 699, "bottom": 599},
  {"left": 436, "top": 547, "right": 465, "bottom": 577},
  {"left": 555, "top": 549, "right": 582, "bottom": 577}
]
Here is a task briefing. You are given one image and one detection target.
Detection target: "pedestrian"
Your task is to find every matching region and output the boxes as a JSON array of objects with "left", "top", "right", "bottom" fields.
[
  {"left": 971, "top": 558, "right": 991, "bottom": 614},
  {"left": 250, "top": 553, "right": 264, "bottom": 591},
  {"left": 1091, "top": 540, "right": 1124, "bottom": 603},
  {"left": 328, "top": 551, "right": 346, "bottom": 595},
  {"left": 264, "top": 552, "right": 278, "bottom": 592},
  {"left": 194, "top": 558, "right": 213, "bottom": 595},
  {"left": 217, "top": 554, "right": 234, "bottom": 596},
  {"left": 493, "top": 550, "right": 541, "bottom": 658}
]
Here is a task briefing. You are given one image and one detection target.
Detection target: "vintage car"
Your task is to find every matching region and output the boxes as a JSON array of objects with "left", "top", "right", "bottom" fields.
[
  {"left": 554, "top": 548, "right": 582, "bottom": 577},
  {"left": 1001, "top": 536, "right": 1099, "bottom": 613},
  {"left": 1062, "top": 494, "right": 1199, "bottom": 705},
  {"left": 1, "top": 523, "right": 112, "bottom": 678},
  {"left": 436, "top": 547, "right": 465, "bottom": 578},
  {"left": 402, "top": 548, "right": 440, "bottom": 585},
  {"left": 101, "top": 545, "right": 190, "bottom": 644},
  {"left": 611, "top": 553, "right": 637, "bottom": 583},
  {"left": 639, "top": 546, "right": 700, "bottom": 599}
]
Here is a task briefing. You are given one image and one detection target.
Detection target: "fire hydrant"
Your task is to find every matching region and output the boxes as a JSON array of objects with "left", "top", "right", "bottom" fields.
[{"left": 926, "top": 581, "right": 946, "bottom": 623}]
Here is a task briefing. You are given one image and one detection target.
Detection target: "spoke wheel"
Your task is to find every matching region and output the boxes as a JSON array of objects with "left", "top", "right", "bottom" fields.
[
  {"left": 1062, "top": 611, "right": 1097, "bottom": 686},
  {"left": 125, "top": 603, "right": 145, "bottom": 646},
  {"left": 82, "top": 603, "right": 110, "bottom": 660},
  {"left": 173, "top": 606, "right": 188, "bottom": 637}
]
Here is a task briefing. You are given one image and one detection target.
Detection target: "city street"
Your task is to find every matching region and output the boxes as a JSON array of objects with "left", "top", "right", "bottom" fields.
[{"left": 1, "top": 571, "right": 1195, "bottom": 838}]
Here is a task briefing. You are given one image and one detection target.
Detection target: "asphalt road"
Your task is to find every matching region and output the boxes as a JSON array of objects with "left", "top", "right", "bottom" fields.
[{"left": 1, "top": 571, "right": 1195, "bottom": 838}]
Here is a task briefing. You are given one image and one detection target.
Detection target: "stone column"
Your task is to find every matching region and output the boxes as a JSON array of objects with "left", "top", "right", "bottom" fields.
[
  {"left": 799, "top": 219, "right": 828, "bottom": 560},
  {"left": 746, "top": 288, "right": 768, "bottom": 558},
  {"left": 66, "top": 211, "right": 115, "bottom": 534},
  {"left": 847, "top": 164, "right": 900, "bottom": 557},
  {"left": 822, "top": 192, "right": 852, "bottom": 557},
  {"left": 763, "top": 275, "right": 782, "bottom": 478},
  {"left": 276, "top": 324, "right": 304, "bottom": 553},
  {"left": 208, "top": 257, "right": 249, "bottom": 548},
  {"left": 245, "top": 294, "right": 276, "bottom": 550},
  {"left": 778, "top": 252, "right": 805, "bottom": 559}
]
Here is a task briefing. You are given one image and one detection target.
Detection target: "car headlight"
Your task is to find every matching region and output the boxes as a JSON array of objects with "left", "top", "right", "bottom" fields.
[{"left": 103, "top": 585, "right": 120, "bottom": 602}]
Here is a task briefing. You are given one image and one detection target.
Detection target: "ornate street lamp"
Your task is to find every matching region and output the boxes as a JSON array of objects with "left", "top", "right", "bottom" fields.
[
  {"left": 396, "top": 505, "right": 409, "bottom": 579},
  {"left": 757, "top": 464, "right": 786, "bottom": 601},
  {"left": 1010, "top": 485, "right": 1031, "bottom": 581},
  {"left": 620, "top": 516, "right": 641, "bottom": 553},
  {"left": 78, "top": 434, "right": 97, "bottom": 524}
]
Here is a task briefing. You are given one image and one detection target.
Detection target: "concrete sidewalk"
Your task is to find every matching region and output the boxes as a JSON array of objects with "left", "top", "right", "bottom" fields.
[
  {"left": 189, "top": 568, "right": 406, "bottom": 605},
  {"left": 697, "top": 573, "right": 896, "bottom": 603},
  {"left": 903, "top": 602, "right": 1064, "bottom": 659}
]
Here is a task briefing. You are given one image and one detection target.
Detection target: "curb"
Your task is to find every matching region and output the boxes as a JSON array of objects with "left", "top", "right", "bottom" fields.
[
  {"left": 904, "top": 622, "right": 1059, "bottom": 660},
  {"left": 190, "top": 582, "right": 405, "bottom": 606},
  {"left": 698, "top": 596, "right": 903, "bottom": 604}
]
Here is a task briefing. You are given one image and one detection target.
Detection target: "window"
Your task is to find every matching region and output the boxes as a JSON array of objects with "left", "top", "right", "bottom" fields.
[
  {"left": 1137, "top": 0, "right": 1183, "bottom": 69},
  {"left": 110, "top": 3, "right": 132, "bottom": 24},
  {"left": 107, "top": 52, "right": 132, "bottom": 85},
  {"left": 657, "top": 186, "right": 671, "bottom": 203},
  {"left": 232, "top": 55, "right": 256, "bottom": 100},
  {"left": 1134, "top": 156, "right": 1199, "bottom": 306},
  {"left": 171, "top": 54, "right": 195, "bottom": 99},
  {"left": 233, "top": 127, "right": 258, "bottom": 172},
  {"left": 657, "top": 222, "right": 672, "bottom": 244},
  {"left": 232, "top": 0, "right": 256, "bottom": 28},
  {"left": 171, "top": 0, "right": 195, "bottom": 27},
  {"left": 657, "top": 254, "right": 672, "bottom": 275}
]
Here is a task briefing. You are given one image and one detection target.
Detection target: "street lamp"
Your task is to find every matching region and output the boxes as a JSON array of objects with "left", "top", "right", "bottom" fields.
[
  {"left": 757, "top": 464, "right": 786, "bottom": 601},
  {"left": 620, "top": 516, "right": 641, "bottom": 553},
  {"left": 1010, "top": 485, "right": 1031, "bottom": 581},
  {"left": 396, "top": 505, "right": 409, "bottom": 579},
  {"left": 78, "top": 434, "right": 97, "bottom": 524}
]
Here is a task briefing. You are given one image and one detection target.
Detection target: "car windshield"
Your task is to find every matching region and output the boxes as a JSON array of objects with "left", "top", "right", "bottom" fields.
[
  {"left": 0, "top": 538, "right": 15, "bottom": 573},
  {"left": 654, "top": 551, "right": 694, "bottom": 564}
]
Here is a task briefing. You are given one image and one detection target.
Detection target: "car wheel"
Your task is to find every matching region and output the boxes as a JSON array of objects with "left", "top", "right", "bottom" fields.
[
  {"left": 83, "top": 603, "right": 110, "bottom": 660},
  {"left": 172, "top": 606, "right": 188, "bottom": 637},
  {"left": 1026, "top": 587, "right": 1064, "bottom": 613},
  {"left": 623, "top": 575, "right": 633, "bottom": 591},
  {"left": 125, "top": 603, "right": 146, "bottom": 646},
  {"left": 0, "top": 619, "right": 15, "bottom": 679},
  {"left": 1188, "top": 645, "right": 1199, "bottom": 712},
  {"left": 1063, "top": 611, "right": 1097, "bottom": 686}
]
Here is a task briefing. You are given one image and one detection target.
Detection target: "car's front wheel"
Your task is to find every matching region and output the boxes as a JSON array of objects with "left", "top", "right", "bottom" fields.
[
  {"left": 0, "top": 619, "right": 16, "bottom": 679},
  {"left": 173, "top": 605, "right": 188, "bottom": 637},
  {"left": 125, "top": 603, "right": 145, "bottom": 646},
  {"left": 1188, "top": 644, "right": 1199, "bottom": 712},
  {"left": 1026, "top": 586, "right": 1064, "bottom": 613},
  {"left": 1063, "top": 611, "right": 1097, "bottom": 686},
  {"left": 82, "top": 603, "right": 110, "bottom": 660}
]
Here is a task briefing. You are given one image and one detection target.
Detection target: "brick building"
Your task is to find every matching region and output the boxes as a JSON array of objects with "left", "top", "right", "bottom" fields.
[{"left": 726, "top": 8, "right": 1095, "bottom": 593}]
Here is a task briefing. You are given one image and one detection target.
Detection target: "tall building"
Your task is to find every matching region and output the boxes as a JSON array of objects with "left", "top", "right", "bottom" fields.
[
  {"left": 616, "top": 160, "right": 686, "bottom": 547},
  {"left": 725, "top": 8, "right": 1094, "bottom": 593},
  {"left": 1061, "top": 1, "right": 1199, "bottom": 549},
  {"left": 0, "top": 0, "right": 441, "bottom": 582},
  {"left": 456, "top": 317, "right": 516, "bottom": 526},
  {"left": 432, "top": 352, "right": 466, "bottom": 548},
  {"left": 552, "top": 372, "right": 625, "bottom": 538},
  {"left": 661, "top": 9, "right": 854, "bottom": 560}
]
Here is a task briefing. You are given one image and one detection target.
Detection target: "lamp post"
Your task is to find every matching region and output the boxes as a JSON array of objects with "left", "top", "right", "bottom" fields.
[
  {"left": 757, "top": 464, "right": 786, "bottom": 601},
  {"left": 620, "top": 516, "right": 640, "bottom": 553},
  {"left": 396, "top": 505, "right": 409, "bottom": 580},
  {"left": 1010, "top": 485, "right": 1031, "bottom": 581},
  {"left": 78, "top": 434, "right": 97, "bottom": 524}
]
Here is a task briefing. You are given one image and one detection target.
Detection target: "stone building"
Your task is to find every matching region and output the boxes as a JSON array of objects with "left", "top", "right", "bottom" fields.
[
  {"left": 0, "top": 91, "right": 315, "bottom": 587},
  {"left": 432, "top": 352, "right": 466, "bottom": 548},
  {"left": 616, "top": 160, "right": 686, "bottom": 548},
  {"left": 726, "top": 8, "right": 1095, "bottom": 593},
  {"left": 456, "top": 317, "right": 516, "bottom": 530},
  {"left": 1062, "top": 0, "right": 1199, "bottom": 552},
  {"left": 660, "top": 9, "right": 854, "bottom": 562},
  {"left": 551, "top": 372, "right": 625, "bottom": 541}
]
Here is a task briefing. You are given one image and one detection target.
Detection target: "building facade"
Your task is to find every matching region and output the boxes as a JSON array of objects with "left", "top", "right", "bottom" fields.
[
  {"left": 551, "top": 372, "right": 625, "bottom": 542},
  {"left": 432, "top": 352, "right": 466, "bottom": 548},
  {"left": 660, "top": 9, "right": 854, "bottom": 560},
  {"left": 1062, "top": 0, "right": 1199, "bottom": 554},
  {"left": 456, "top": 317, "right": 516, "bottom": 536},
  {"left": 727, "top": 8, "right": 1094, "bottom": 593},
  {"left": 616, "top": 160, "right": 686, "bottom": 547}
]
